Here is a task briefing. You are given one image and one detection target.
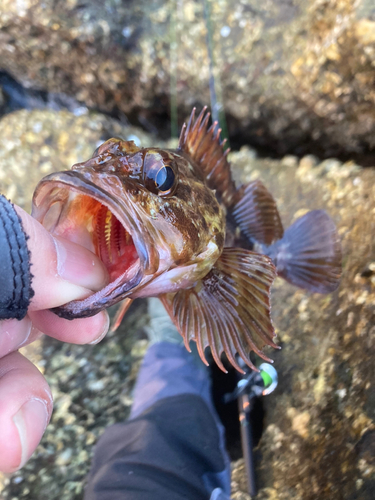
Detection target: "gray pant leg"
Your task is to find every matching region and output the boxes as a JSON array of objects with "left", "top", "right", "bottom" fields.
[{"left": 84, "top": 342, "right": 231, "bottom": 500}]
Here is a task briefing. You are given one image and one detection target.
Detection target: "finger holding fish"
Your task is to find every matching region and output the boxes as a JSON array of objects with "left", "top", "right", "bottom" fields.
[
  {"left": 0, "top": 201, "right": 111, "bottom": 351},
  {"left": 0, "top": 317, "right": 42, "bottom": 359},
  {"left": 0, "top": 203, "right": 112, "bottom": 473},
  {"left": 9, "top": 207, "right": 111, "bottom": 344},
  {"left": 0, "top": 308, "right": 109, "bottom": 357},
  {"left": 29, "top": 309, "right": 109, "bottom": 345}
]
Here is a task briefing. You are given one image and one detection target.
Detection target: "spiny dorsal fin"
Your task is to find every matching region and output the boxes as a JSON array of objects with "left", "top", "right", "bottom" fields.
[
  {"left": 178, "top": 107, "right": 237, "bottom": 206},
  {"left": 160, "top": 248, "right": 278, "bottom": 373},
  {"left": 233, "top": 180, "right": 284, "bottom": 245}
]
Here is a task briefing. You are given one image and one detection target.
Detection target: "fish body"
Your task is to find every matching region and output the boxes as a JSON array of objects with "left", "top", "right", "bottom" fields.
[{"left": 32, "top": 108, "right": 341, "bottom": 372}]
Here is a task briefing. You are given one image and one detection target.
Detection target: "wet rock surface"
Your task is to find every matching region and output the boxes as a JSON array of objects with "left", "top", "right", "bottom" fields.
[
  {"left": 0, "top": 109, "right": 166, "bottom": 212},
  {"left": 230, "top": 151, "right": 375, "bottom": 499},
  {"left": 0, "top": 109, "right": 374, "bottom": 499},
  {"left": 0, "top": 0, "right": 375, "bottom": 161}
]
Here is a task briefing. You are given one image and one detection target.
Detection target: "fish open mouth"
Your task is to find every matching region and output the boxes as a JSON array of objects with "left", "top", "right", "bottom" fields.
[
  {"left": 76, "top": 196, "right": 139, "bottom": 283},
  {"left": 32, "top": 172, "right": 145, "bottom": 318}
]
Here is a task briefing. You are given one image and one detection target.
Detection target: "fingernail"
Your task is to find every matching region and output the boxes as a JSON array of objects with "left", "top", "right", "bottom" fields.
[
  {"left": 13, "top": 398, "right": 49, "bottom": 469},
  {"left": 54, "top": 236, "right": 108, "bottom": 292},
  {"left": 88, "top": 311, "right": 110, "bottom": 345}
]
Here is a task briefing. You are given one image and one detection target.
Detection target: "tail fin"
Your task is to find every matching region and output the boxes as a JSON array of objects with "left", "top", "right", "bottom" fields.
[{"left": 265, "top": 210, "right": 342, "bottom": 293}]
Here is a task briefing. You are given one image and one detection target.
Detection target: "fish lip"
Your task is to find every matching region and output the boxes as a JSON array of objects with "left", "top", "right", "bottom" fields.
[
  {"left": 51, "top": 266, "right": 144, "bottom": 319},
  {"left": 32, "top": 170, "right": 152, "bottom": 318}
]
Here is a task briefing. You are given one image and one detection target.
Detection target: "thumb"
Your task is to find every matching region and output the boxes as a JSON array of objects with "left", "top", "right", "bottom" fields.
[
  {"left": 0, "top": 351, "right": 53, "bottom": 473},
  {"left": 15, "top": 207, "right": 108, "bottom": 311}
]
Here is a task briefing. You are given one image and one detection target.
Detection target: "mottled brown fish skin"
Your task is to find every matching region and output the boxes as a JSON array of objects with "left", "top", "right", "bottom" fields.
[{"left": 83, "top": 141, "right": 226, "bottom": 265}]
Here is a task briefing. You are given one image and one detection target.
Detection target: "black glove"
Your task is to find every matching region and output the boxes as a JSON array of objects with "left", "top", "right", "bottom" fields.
[{"left": 0, "top": 196, "right": 34, "bottom": 320}]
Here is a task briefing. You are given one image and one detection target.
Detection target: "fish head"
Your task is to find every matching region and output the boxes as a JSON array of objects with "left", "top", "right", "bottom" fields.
[{"left": 32, "top": 138, "right": 225, "bottom": 318}]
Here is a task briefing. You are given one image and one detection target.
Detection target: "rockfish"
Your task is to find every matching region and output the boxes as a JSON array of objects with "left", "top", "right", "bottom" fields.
[{"left": 32, "top": 108, "right": 342, "bottom": 372}]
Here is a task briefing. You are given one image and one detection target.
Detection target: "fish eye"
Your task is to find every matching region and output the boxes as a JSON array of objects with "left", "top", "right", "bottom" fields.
[
  {"left": 155, "top": 166, "right": 175, "bottom": 193},
  {"left": 143, "top": 152, "right": 177, "bottom": 196}
]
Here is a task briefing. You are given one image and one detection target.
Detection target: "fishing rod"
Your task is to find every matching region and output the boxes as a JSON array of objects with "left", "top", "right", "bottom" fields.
[{"left": 224, "top": 361, "right": 278, "bottom": 497}]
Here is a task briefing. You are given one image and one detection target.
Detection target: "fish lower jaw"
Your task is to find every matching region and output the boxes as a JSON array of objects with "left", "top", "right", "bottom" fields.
[
  {"left": 34, "top": 183, "right": 146, "bottom": 316},
  {"left": 52, "top": 258, "right": 143, "bottom": 319},
  {"left": 54, "top": 197, "right": 145, "bottom": 316}
]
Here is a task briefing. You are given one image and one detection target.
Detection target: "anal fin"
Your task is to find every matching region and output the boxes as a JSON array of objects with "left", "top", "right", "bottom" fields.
[
  {"left": 160, "top": 248, "right": 278, "bottom": 373},
  {"left": 110, "top": 298, "right": 133, "bottom": 333}
]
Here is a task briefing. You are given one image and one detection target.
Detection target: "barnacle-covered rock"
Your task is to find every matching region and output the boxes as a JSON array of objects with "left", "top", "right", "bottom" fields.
[
  {"left": 0, "top": 0, "right": 375, "bottom": 159},
  {"left": 0, "top": 109, "right": 165, "bottom": 212}
]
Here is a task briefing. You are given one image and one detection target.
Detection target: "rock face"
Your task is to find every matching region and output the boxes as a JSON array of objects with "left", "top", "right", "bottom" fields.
[
  {"left": 0, "top": 109, "right": 374, "bottom": 499},
  {"left": 229, "top": 151, "right": 375, "bottom": 499},
  {"left": 0, "top": 109, "right": 166, "bottom": 212},
  {"left": 0, "top": 0, "right": 375, "bottom": 159}
]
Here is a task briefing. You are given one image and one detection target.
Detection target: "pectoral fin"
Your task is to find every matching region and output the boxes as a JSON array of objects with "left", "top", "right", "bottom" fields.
[
  {"left": 160, "top": 248, "right": 278, "bottom": 373},
  {"left": 233, "top": 180, "right": 284, "bottom": 245}
]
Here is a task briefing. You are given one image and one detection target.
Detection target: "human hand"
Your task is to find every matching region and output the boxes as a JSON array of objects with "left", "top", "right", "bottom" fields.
[{"left": 0, "top": 199, "right": 109, "bottom": 473}]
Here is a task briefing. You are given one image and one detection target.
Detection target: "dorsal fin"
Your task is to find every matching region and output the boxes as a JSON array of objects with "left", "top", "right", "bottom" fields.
[{"left": 178, "top": 107, "right": 238, "bottom": 206}]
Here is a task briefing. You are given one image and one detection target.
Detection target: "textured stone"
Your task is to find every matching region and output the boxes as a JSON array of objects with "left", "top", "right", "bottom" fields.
[
  {"left": 0, "top": 0, "right": 374, "bottom": 160},
  {"left": 230, "top": 152, "right": 375, "bottom": 500},
  {"left": 0, "top": 109, "right": 167, "bottom": 212}
]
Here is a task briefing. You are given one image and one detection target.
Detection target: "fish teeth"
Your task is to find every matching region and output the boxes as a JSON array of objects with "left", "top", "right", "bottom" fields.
[{"left": 105, "top": 210, "right": 112, "bottom": 263}]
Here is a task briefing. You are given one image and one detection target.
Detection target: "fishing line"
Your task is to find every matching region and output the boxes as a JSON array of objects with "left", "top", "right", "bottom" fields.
[
  {"left": 169, "top": 0, "right": 179, "bottom": 139},
  {"left": 203, "top": 0, "right": 229, "bottom": 145}
]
